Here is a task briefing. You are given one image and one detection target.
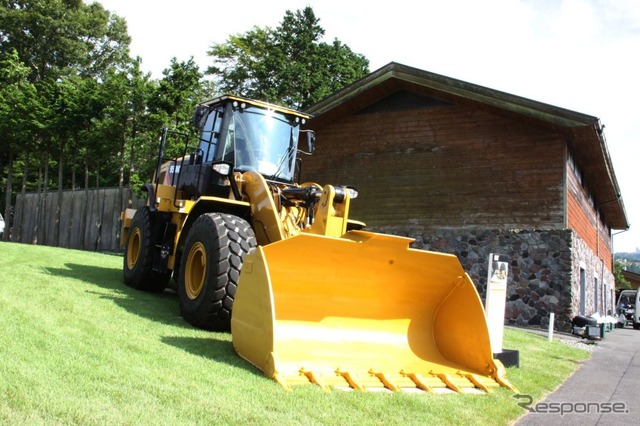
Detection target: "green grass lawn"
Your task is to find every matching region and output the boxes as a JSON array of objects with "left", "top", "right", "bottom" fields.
[{"left": 0, "top": 242, "right": 590, "bottom": 425}]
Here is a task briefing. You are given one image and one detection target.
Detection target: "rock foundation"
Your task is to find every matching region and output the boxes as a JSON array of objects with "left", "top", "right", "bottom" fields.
[{"left": 370, "top": 226, "right": 607, "bottom": 332}]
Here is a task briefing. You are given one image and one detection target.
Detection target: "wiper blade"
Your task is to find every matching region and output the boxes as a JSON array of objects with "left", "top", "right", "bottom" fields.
[
  {"left": 267, "top": 128, "right": 296, "bottom": 181},
  {"left": 267, "top": 145, "right": 295, "bottom": 181}
]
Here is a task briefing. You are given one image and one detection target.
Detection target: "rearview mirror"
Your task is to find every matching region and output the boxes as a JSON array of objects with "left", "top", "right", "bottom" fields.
[
  {"left": 300, "top": 130, "right": 315, "bottom": 154},
  {"left": 193, "top": 105, "right": 209, "bottom": 129}
]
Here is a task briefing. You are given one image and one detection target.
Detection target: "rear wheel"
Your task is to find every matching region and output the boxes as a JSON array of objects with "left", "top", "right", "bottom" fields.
[
  {"left": 634, "top": 322, "right": 640, "bottom": 330},
  {"left": 178, "top": 213, "right": 256, "bottom": 331},
  {"left": 123, "top": 206, "right": 170, "bottom": 292}
]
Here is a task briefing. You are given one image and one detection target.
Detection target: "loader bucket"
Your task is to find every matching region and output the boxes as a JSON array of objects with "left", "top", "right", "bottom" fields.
[{"left": 231, "top": 231, "right": 517, "bottom": 393}]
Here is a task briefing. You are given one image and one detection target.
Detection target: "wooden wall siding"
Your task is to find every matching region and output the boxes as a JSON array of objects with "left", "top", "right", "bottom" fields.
[
  {"left": 566, "top": 164, "right": 613, "bottom": 268},
  {"left": 12, "top": 188, "right": 143, "bottom": 252},
  {"left": 303, "top": 102, "right": 567, "bottom": 229},
  {"left": 621, "top": 270, "right": 640, "bottom": 290}
]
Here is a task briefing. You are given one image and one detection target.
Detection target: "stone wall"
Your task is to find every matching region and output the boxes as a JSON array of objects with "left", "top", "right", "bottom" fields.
[
  {"left": 570, "top": 233, "right": 616, "bottom": 318},
  {"left": 371, "top": 226, "right": 583, "bottom": 332}
]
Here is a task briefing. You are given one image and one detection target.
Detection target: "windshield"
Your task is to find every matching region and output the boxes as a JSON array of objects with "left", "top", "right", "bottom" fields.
[
  {"left": 218, "top": 104, "right": 301, "bottom": 182},
  {"left": 618, "top": 292, "right": 637, "bottom": 308}
]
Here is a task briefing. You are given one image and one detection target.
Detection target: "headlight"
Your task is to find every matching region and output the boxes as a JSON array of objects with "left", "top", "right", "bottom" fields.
[{"left": 212, "top": 163, "right": 231, "bottom": 175}]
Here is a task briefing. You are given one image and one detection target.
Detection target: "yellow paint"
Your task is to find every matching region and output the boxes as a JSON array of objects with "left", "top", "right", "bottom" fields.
[{"left": 231, "top": 231, "right": 515, "bottom": 393}]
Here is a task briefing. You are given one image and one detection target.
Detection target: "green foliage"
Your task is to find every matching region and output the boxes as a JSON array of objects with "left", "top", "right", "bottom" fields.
[
  {"left": 0, "top": 2, "right": 211, "bottom": 213},
  {"left": 0, "top": 48, "right": 43, "bottom": 216},
  {"left": 614, "top": 261, "right": 631, "bottom": 289},
  {"left": 0, "top": 0, "right": 135, "bottom": 217},
  {"left": 0, "top": 49, "right": 42, "bottom": 143},
  {"left": 0, "top": 243, "right": 590, "bottom": 425},
  {"left": 207, "top": 6, "right": 369, "bottom": 109},
  {"left": 0, "top": 2, "right": 369, "bottom": 227},
  {"left": 0, "top": 0, "right": 130, "bottom": 81},
  {"left": 151, "top": 57, "right": 204, "bottom": 129}
]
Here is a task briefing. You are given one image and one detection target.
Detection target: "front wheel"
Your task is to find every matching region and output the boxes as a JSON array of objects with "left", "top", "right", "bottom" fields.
[{"left": 178, "top": 213, "right": 256, "bottom": 331}]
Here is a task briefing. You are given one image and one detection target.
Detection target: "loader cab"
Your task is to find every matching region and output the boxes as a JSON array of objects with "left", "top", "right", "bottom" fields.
[
  {"left": 193, "top": 96, "right": 310, "bottom": 186},
  {"left": 169, "top": 96, "right": 312, "bottom": 200}
]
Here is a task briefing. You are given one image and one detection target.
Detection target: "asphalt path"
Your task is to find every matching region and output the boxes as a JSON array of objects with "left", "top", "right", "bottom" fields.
[{"left": 514, "top": 326, "right": 640, "bottom": 425}]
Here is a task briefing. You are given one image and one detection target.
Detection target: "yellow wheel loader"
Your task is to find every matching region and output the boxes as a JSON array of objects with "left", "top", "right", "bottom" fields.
[{"left": 121, "top": 95, "right": 516, "bottom": 393}]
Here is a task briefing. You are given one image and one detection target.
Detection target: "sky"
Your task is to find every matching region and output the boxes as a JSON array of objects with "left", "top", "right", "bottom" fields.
[{"left": 95, "top": 0, "right": 639, "bottom": 253}]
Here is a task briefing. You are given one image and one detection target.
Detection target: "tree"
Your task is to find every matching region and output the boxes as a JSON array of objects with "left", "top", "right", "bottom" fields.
[
  {"left": 207, "top": 6, "right": 369, "bottom": 109},
  {"left": 136, "top": 57, "right": 211, "bottom": 190},
  {"left": 0, "top": 49, "right": 42, "bottom": 241},
  {"left": 151, "top": 57, "right": 207, "bottom": 130},
  {"left": 614, "top": 261, "right": 631, "bottom": 290},
  {"left": 5, "top": 2, "right": 354, "bottom": 250},
  {"left": 0, "top": 0, "right": 130, "bottom": 82},
  {"left": 1, "top": 0, "right": 132, "bottom": 246}
]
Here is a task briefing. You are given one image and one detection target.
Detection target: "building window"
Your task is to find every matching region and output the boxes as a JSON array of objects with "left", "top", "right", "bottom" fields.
[{"left": 568, "top": 152, "right": 583, "bottom": 185}]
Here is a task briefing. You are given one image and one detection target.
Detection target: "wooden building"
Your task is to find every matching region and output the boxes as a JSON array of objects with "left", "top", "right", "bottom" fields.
[
  {"left": 621, "top": 270, "right": 640, "bottom": 291},
  {"left": 303, "top": 62, "right": 629, "bottom": 331}
]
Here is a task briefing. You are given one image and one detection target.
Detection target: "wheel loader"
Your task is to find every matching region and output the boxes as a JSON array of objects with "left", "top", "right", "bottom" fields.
[{"left": 121, "top": 95, "right": 516, "bottom": 393}]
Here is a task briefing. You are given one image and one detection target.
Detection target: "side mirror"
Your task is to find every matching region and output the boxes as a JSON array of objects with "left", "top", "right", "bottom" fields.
[
  {"left": 193, "top": 105, "right": 209, "bottom": 129},
  {"left": 300, "top": 130, "right": 315, "bottom": 154}
]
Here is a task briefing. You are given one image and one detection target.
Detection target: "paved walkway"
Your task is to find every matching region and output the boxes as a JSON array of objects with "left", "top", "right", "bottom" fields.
[{"left": 514, "top": 326, "right": 640, "bottom": 425}]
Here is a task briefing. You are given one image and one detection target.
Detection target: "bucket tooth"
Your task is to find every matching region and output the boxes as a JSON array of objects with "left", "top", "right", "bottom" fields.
[
  {"left": 490, "top": 359, "right": 519, "bottom": 392},
  {"left": 463, "top": 373, "right": 493, "bottom": 393},
  {"left": 336, "top": 369, "right": 366, "bottom": 391},
  {"left": 493, "top": 374, "right": 519, "bottom": 393},
  {"left": 272, "top": 372, "right": 291, "bottom": 390},
  {"left": 299, "top": 368, "right": 328, "bottom": 390},
  {"left": 369, "top": 370, "right": 401, "bottom": 392},
  {"left": 401, "top": 371, "right": 436, "bottom": 393},
  {"left": 434, "top": 373, "right": 465, "bottom": 393}
]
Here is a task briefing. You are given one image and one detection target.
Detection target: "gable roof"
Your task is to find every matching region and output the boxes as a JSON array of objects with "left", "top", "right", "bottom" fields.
[{"left": 306, "top": 62, "right": 628, "bottom": 230}]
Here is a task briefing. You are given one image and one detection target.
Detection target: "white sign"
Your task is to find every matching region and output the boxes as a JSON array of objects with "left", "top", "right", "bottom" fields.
[{"left": 485, "top": 253, "right": 509, "bottom": 354}]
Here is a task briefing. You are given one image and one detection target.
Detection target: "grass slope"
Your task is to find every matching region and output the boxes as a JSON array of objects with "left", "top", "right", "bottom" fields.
[{"left": 0, "top": 242, "right": 590, "bottom": 425}]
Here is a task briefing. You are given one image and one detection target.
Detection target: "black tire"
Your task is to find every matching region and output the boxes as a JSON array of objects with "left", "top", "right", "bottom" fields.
[
  {"left": 178, "top": 213, "right": 256, "bottom": 331},
  {"left": 123, "top": 206, "right": 171, "bottom": 292},
  {"left": 634, "top": 322, "right": 640, "bottom": 330},
  {"left": 572, "top": 315, "right": 597, "bottom": 327}
]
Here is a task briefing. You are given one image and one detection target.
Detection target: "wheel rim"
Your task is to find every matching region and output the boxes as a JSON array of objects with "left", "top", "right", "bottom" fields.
[
  {"left": 126, "top": 228, "right": 141, "bottom": 270},
  {"left": 185, "top": 242, "right": 206, "bottom": 300}
]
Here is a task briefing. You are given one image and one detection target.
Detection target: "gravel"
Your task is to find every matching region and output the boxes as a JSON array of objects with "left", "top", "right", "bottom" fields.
[{"left": 555, "top": 337, "right": 600, "bottom": 352}]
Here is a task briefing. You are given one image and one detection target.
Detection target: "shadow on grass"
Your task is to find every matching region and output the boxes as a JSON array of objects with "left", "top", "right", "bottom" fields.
[
  {"left": 44, "top": 262, "right": 188, "bottom": 330},
  {"left": 44, "top": 262, "right": 266, "bottom": 374},
  {"left": 161, "top": 335, "right": 262, "bottom": 375}
]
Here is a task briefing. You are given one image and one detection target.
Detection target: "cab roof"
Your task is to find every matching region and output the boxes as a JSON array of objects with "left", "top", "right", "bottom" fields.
[{"left": 200, "top": 95, "right": 312, "bottom": 120}]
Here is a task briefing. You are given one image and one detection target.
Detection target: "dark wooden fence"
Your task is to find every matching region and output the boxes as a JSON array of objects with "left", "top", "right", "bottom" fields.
[{"left": 11, "top": 188, "right": 144, "bottom": 252}]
